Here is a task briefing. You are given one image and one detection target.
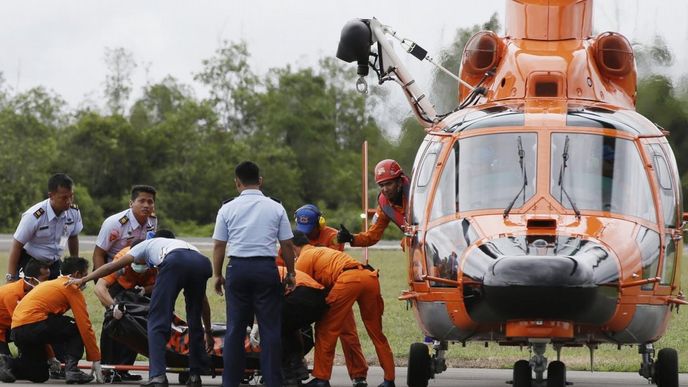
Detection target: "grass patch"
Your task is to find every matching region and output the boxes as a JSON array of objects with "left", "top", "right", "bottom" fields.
[{"left": 2, "top": 249, "right": 685, "bottom": 372}]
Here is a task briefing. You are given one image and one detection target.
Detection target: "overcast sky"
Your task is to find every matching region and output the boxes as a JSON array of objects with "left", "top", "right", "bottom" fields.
[{"left": 1, "top": 0, "right": 686, "bottom": 122}]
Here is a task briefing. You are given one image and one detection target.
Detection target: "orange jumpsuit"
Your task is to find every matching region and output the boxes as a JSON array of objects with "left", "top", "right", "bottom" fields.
[
  {"left": 12, "top": 276, "right": 101, "bottom": 361},
  {"left": 352, "top": 201, "right": 406, "bottom": 247},
  {"left": 281, "top": 226, "right": 368, "bottom": 379},
  {"left": 295, "top": 245, "right": 394, "bottom": 382},
  {"left": 0, "top": 280, "right": 26, "bottom": 343},
  {"left": 103, "top": 246, "right": 158, "bottom": 289}
]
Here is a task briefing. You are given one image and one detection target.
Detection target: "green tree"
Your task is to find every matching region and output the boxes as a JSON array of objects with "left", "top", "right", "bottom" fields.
[
  {"left": 0, "top": 108, "right": 57, "bottom": 231},
  {"left": 56, "top": 112, "right": 147, "bottom": 215},
  {"left": 194, "top": 40, "right": 259, "bottom": 134},
  {"left": 104, "top": 47, "right": 137, "bottom": 115}
]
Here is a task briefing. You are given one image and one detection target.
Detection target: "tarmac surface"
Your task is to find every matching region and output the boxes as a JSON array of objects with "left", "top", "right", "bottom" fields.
[{"left": 15, "top": 364, "right": 687, "bottom": 386}]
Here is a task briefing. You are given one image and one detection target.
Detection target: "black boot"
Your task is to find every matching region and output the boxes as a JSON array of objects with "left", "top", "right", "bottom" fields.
[
  {"left": 64, "top": 356, "right": 94, "bottom": 384},
  {"left": 0, "top": 354, "right": 15, "bottom": 383}
]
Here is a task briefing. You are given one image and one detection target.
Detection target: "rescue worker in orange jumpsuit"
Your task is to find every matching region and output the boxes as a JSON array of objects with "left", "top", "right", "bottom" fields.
[
  {"left": 0, "top": 259, "right": 51, "bottom": 356},
  {"left": 337, "top": 159, "right": 409, "bottom": 247},
  {"left": 94, "top": 234, "right": 162, "bottom": 383},
  {"left": 293, "top": 231, "right": 395, "bottom": 387},
  {"left": 0, "top": 257, "right": 103, "bottom": 384},
  {"left": 293, "top": 204, "right": 369, "bottom": 387}
]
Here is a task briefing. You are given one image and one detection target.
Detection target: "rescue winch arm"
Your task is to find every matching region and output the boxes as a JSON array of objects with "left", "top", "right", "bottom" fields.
[{"left": 337, "top": 18, "right": 439, "bottom": 127}]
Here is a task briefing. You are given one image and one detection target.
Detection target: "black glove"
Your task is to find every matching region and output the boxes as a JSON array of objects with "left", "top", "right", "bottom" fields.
[{"left": 337, "top": 224, "right": 354, "bottom": 244}]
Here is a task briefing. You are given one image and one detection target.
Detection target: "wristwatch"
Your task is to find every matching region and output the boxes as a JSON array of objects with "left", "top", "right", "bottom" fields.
[{"left": 5, "top": 273, "right": 17, "bottom": 282}]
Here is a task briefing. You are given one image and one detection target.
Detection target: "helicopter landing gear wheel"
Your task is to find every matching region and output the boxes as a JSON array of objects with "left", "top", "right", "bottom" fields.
[
  {"left": 546, "top": 360, "right": 566, "bottom": 387},
  {"left": 655, "top": 348, "right": 678, "bottom": 387},
  {"left": 513, "top": 360, "right": 531, "bottom": 387},
  {"left": 407, "top": 342, "right": 431, "bottom": 387}
]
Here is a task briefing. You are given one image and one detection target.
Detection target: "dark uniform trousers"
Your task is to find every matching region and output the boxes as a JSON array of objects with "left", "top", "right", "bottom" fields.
[
  {"left": 224, "top": 257, "right": 283, "bottom": 387},
  {"left": 9, "top": 315, "right": 83, "bottom": 383},
  {"left": 282, "top": 286, "right": 328, "bottom": 365},
  {"left": 101, "top": 283, "right": 138, "bottom": 367},
  {"left": 19, "top": 248, "right": 61, "bottom": 280},
  {"left": 148, "top": 250, "right": 212, "bottom": 378}
]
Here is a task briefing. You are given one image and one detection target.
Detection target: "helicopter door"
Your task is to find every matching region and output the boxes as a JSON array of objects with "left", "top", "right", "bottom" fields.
[
  {"left": 408, "top": 139, "right": 443, "bottom": 282},
  {"left": 645, "top": 143, "right": 681, "bottom": 289}
]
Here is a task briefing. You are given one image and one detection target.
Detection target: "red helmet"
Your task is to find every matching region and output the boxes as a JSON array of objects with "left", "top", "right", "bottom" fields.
[{"left": 374, "top": 159, "right": 403, "bottom": 184}]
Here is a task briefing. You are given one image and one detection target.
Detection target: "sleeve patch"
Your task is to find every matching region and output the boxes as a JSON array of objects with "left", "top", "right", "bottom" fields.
[
  {"left": 108, "top": 229, "right": 120, "bottom": 242},
  {"left": 70, "top": 204, "right": 79, "bottom": 210}
]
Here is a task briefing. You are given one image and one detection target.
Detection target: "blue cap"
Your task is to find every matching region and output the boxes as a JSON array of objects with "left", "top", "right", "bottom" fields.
[{"left": 294, "top": 205, "right": 320, "bottom": 234}]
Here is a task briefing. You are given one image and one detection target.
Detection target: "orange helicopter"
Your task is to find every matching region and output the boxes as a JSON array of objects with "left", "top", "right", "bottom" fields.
[{"left": 336, "top": 1, "right": 685, "bottom": 387}]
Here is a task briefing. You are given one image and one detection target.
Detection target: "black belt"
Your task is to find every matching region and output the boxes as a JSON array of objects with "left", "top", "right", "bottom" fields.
[{"left": 229, "top": 256, "right": 275, "bottom": 261}]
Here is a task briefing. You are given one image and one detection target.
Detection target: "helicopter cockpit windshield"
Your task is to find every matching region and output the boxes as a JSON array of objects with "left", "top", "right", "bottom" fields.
[
  {"left": 457, "top": 133, "right": 537, "bottom": 212},
  {"left": 550, "top": 133, "right": 656, "bottom": 221}
]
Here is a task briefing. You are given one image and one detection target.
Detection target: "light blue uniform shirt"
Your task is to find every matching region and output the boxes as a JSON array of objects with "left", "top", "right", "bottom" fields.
[
  {"left": 95, "top": 208, "right": 157, "bottom": 261},
  {"left": 13, "top": 199, "right": 83, "bottom": 263},
  {"left": 212, "top": 189, "right": 293, "bottom": 257},
  {"left": 128, "top": 237, "right": 200, "bottom": 267}
]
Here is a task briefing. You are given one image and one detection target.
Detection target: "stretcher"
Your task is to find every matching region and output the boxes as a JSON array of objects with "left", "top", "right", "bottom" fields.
[{"left": 91, "top": 291, "right": 312, "bottom": 384}]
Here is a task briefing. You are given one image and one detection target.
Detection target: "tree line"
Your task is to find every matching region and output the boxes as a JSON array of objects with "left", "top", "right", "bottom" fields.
[{"left": 1, "top": 15, "right": 687, "bottom": 237}]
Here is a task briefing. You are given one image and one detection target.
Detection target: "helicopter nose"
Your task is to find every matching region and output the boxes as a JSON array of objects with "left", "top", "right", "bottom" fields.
[{"left": 483, "top": 255, "right": 595, "bottom": 287}]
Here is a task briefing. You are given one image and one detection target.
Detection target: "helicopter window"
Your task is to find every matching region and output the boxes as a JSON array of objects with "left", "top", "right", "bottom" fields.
[
  {"left": 566, "top": 110, "right": 640, "bottom": 134},
  {"left": 457, "top": 132, "right": 537, "bottom": 212},
  {"left": 460, "top": 113, "right": 525, "bottom": 131},
  {"left": 411, "top": 141, "right": 442, "bottom": 225},
  {"left": 430, "top": 144, "right": 458, "bottom": 221},
  {"left": 660, "top": 234, "right": 676, "bottom": 286},
  {"left": 646, "top": 144, "right": 678, "bottom": 227},
  {"left": 424, "top": 220, "right": 470, "bottom": 287},
  {"left": 636, "top": 227, "right": 660, "bottom": 290},
  {"left": 550, "top": 134, "right": 656, "bottom": 222}
]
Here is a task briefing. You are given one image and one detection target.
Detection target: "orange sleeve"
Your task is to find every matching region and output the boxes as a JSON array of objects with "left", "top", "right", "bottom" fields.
[
  {"left": 102, "top": 272, "right": 117, "bottom": 285},
  {"left": 68, "top": 289, "right": 101, "bottom": 361},
  {"left": 4, "top": 292, "right": 21, "bottom": 319},
  {"left": 317, "top": 228, "right": 344, "bottom": 251},
  {"left": 352, "top": 206, "right": 390, "bottom": 247}
]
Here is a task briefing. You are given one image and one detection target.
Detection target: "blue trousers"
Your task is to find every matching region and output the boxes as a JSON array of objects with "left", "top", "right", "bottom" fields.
[
  {"left": 148, "top": 250, "right": 212, "bottom": 378},
  {"left": 223, "top": 257, "right": 283, "bottom": 387}
]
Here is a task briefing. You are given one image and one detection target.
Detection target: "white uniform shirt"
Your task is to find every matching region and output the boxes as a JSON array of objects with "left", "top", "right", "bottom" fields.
[
  {"left": 13, "top": 199, "right": 83, "bottom": 263},
  {"left": 212, "top": 189, "right": 293, "bottom": 257},
  {"left": 95, "top": 208, "right": 157, "bottom": 261},
  {"left": 128, "top": 238, "right": 200, "bottom": 267}
]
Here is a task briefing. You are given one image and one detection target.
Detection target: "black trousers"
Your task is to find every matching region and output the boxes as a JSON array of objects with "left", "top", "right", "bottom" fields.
[
  {"left": 0, "top": 333, "right": 10, "bottom": 356},
  {"left": 19, "top": 248, "right": 61, "bottom": 280},
  {"left": 10, "top": 315, "right": 84, "bottom": 382},
  {"left": 101, "top": 283, "right": 138, "bottom": 366},
  {"left": 282, "top": 286, "right": 328, "bottom": 363}
]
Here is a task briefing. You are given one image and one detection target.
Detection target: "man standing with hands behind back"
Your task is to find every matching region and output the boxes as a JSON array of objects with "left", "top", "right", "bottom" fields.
[
  {"left": 7, "top": 173, "right": 82, "bottom": 282},
  {"left": 212, "top": 161, "right": 296, "bottom": 387}
]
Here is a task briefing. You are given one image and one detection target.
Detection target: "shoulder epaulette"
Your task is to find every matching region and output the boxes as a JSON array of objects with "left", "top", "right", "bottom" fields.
[
  {"left": 119, "top": 215, "right": 129, "bottom": 225},
  {"left": 149, "top": 212, "right": 157, "bottom": 218},
  {"left": 222, "top": 197, "right": 235, "bottom": 204},
  {"left": 269, "top": 196, "right": 281, "bottom": 203},
  {"left": 70, "top": 203, "right": 79, "bottom": 211},
  {"left": 33, "top": 208, "right": 45, "bottom": 219}
]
